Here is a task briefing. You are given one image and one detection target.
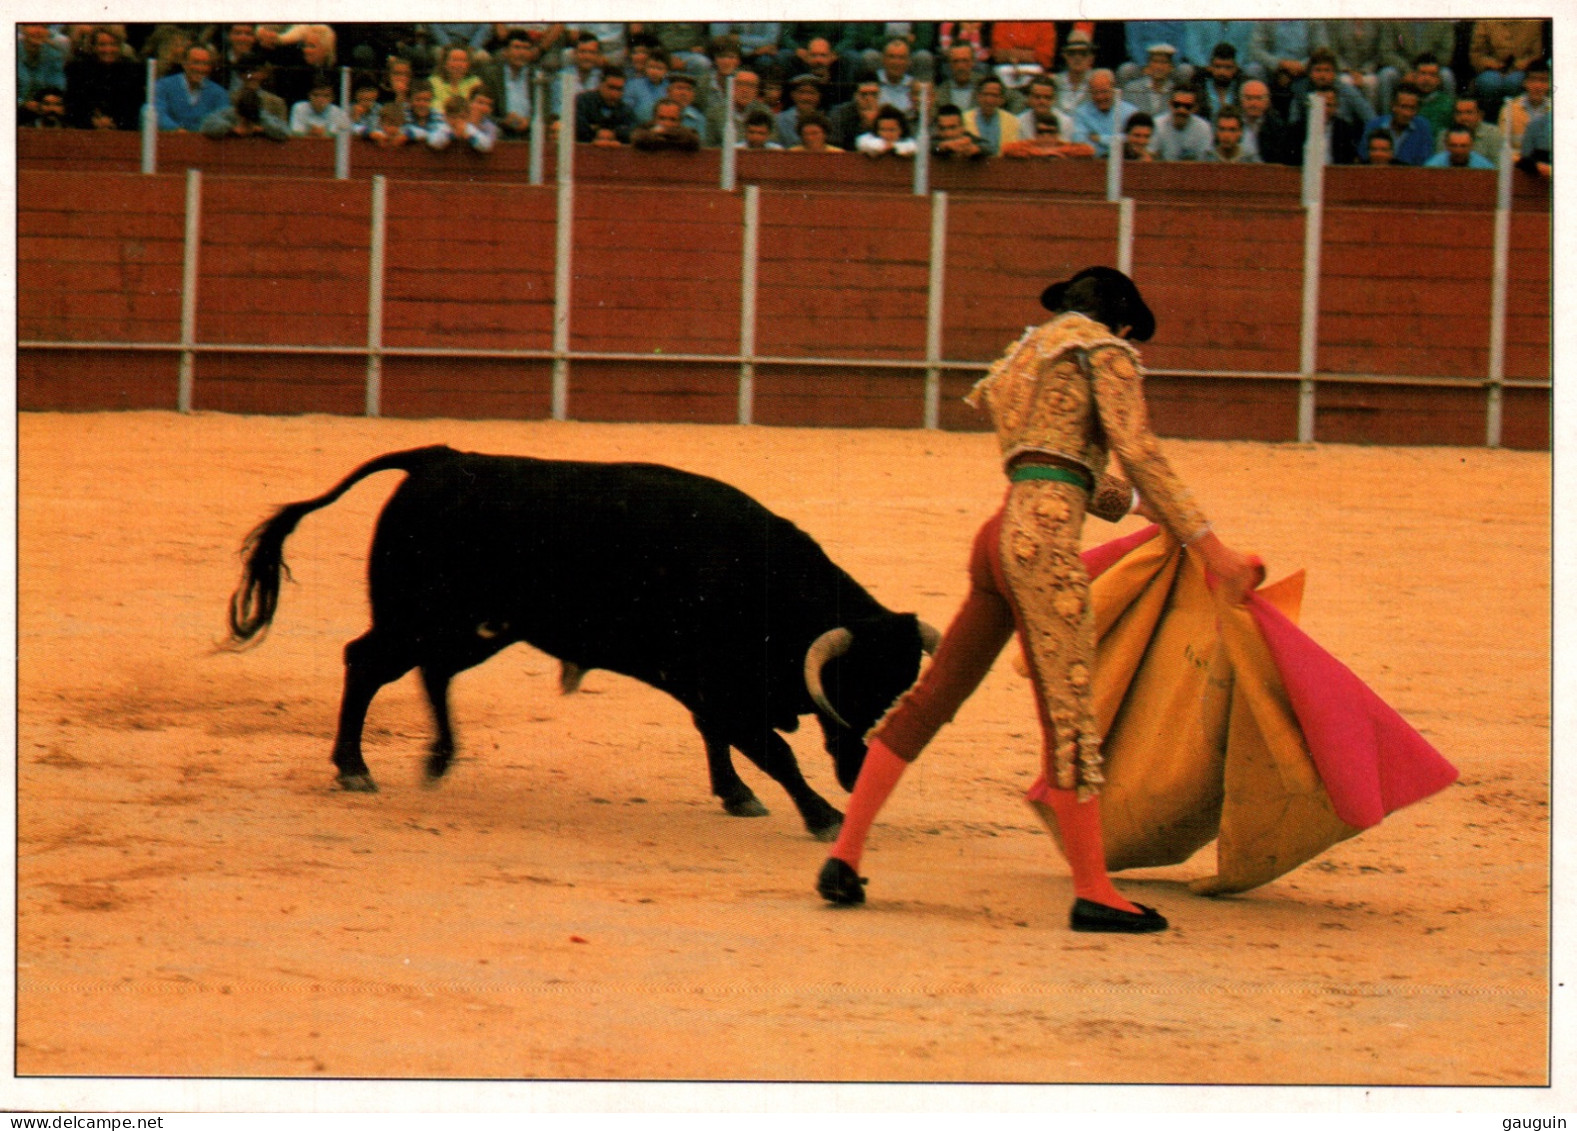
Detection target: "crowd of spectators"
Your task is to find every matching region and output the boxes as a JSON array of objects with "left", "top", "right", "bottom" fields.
[{"left": 17, "top": 20, "right": 1553, "bottom": 176}]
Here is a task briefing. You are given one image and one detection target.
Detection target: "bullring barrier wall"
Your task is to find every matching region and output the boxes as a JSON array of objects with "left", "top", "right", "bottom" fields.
[{"left": 16, "top": 132, "right": 1551, "bottom": 448}]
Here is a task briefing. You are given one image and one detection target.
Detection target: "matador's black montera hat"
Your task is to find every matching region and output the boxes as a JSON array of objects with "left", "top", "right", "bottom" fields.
[{"left": 1040, "top": 266, "right": 1156, "bottom": 342}]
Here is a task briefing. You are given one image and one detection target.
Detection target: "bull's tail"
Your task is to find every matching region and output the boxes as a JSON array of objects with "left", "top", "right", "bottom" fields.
[{"left": 225, "top": 445, "right": 455, "bottom": 648}]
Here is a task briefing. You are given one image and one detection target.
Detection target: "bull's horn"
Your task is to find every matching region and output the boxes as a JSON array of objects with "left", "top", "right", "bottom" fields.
[
  {"left": 804, "top": 627, "right": 854, "bottom": 729},
  {"left": 919, "top": 621, "right": 942, "bottom": 654}
]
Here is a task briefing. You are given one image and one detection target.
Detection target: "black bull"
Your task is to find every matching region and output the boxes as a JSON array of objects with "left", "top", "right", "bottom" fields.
[{"left": 227, "top": 446, "right": 937, "bottom": 839}]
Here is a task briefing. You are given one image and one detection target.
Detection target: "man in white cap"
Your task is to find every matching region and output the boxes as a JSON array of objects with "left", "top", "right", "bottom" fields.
[{"left": 1122, "top": 42, "right": 1179, "bottom": 117}]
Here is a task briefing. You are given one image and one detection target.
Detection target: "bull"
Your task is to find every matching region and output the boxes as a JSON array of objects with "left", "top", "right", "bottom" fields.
[{"left": 226, "top": 445, "right": 937, "bottom": 839}]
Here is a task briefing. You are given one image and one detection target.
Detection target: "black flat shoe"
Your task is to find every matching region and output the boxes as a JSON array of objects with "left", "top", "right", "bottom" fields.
[
  {"left": 817, "top": 858, "right": 868, "bottom": 906},
  {"left": 1070, "top": 898, "right": 1168, "bottom": 933}
]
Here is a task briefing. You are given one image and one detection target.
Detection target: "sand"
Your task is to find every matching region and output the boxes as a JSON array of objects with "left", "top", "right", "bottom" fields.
[{"left": 12, "top": 410, "right": 1553, "bottom": 1101}]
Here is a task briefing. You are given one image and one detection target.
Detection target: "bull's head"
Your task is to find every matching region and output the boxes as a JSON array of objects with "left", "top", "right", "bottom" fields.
[{"left": 804, "top": 613, "right": 940, "bottom": 790}]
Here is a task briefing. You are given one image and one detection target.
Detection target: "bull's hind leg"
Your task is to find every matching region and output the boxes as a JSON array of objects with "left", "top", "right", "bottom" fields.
[
  {"left": 696, "top": 718, "right": 768, "bottom": 818},
  {"left": 418, "top": 634, "right": 512, "bottom": 783},
  {"left": 732, "top": 728, "right": 843, "bottom": 841},
  {"left": 333, "top": 629, "right": 417, "bottom": 791}
]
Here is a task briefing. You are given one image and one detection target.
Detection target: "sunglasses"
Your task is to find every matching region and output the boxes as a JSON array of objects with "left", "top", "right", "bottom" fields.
[{"left": 1171, "top": 100, "right": 1195, "bottom": 109}]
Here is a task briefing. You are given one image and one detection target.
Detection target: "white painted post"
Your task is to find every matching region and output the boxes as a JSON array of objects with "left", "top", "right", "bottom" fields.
[
  {"left": 1297, "top": 92, "right": 1328, "bottom": 443},
  {"left": 529, "top": 69, "right": 548, "bottom": 185},
  {"left": 335, "top": 66, "right": 351, "bottom": 180},
  {"left": 924, "top": 191, "right": 948, "bottom": 430},
  {"left": 913, "top": 83, "right": 932, "bottom": 197},
  {"left": 1116, "top": 197, "right": 1135, "bottom": 276},
  {"left": 177, "top": 169, "right": 202, "bottom": 413},
  {"left": 141, "top": 57, "right": 158, "bottom": 175},
  {"left": 1486, "top": 138, "right": 1514, "bottom": 448},
  {"left": 551, "top": 69, "right": 577, "bottom": 421},
  {"left": 721, "top": 73, "right": 738, "bottom": 192},
  {"left": 1105, "top": 108, "right": 1123, "bottom": 203},
  {"left": 738, "top": 184, "right": 760, "bottom": 424},
  {"left": 366, "top": 175, "right": 387, "bottom": 417}
]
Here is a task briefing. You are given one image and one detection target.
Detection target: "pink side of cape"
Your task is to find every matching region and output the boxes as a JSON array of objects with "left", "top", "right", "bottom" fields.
[{"left": 1244, "top": 595, "right": 1458, "bottom": 829}]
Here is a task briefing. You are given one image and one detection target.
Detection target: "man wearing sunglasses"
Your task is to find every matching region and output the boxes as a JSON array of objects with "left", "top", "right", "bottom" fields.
[{"left": 1148, "top": 85, "right": 1213, "bottom": 160}]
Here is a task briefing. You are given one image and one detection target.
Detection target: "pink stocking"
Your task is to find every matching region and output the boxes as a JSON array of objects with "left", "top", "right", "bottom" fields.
[
  {"left": 1041, "top": 786, "right": 1141, "bottom": 913},
  {"left": 827, "top": 738, "right": 909, "bottom": 870}
]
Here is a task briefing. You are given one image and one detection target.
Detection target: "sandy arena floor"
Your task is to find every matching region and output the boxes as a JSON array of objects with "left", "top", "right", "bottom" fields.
[{"left": 10, "top": 410, "right": 1554, "bottom": 1104}]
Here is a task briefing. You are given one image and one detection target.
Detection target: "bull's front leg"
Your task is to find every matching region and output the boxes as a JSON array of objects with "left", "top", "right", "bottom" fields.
[
  {"left": 695, "top": 717, "right": 768, "bottom": 817},
  {"left": 731, "top": 728, "right": 843, "bottom": 842}
]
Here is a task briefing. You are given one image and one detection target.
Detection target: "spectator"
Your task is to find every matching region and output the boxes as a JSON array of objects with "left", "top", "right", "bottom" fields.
[
  {"left": 1053, "top": 30, "right": 1097, "bottom": 114},
  {"left": 1121, "top": 20, "right": 1190, "bottom": 81},
  {"left": 18, "top": 25, "right": 68, "bottom": 120},
  {"left": 591, "top": 124, "right": 622, "bottom": 147},
  {"left": 631, "top": 96, "right": 702, "bottom": 151},
  {"left": 1122, "top": 42, "right": 1180, "bottom": 118},
  {"left": 1409, "top": 52, "right": 1457, "bottom": 136},
  {"left": 699, "top": 35, "right": 743, "bottom": 113},
  {"left": 991, "top": 21, "right": 1057, "bottom": 92},
  {"left": 931, "top": 102, "right": 986, "bottom": 160},
  {"left": 1360, "top": 83, "right": 1435, "bottom": 166},
  {"left": 1148, "top": 85, "right": 1213, "bottom": 160},
  {"left": 270, "top": 24, "right": 336, "bottom": 110},
  {"left": 829, "top": 77, "right": 883, "bottom": 150},
  {"left": 348, "top": 81, "right": 381, "bottom": 138},
  {"left": 1002, "top": 111, "right": 1093, "bottom": 158},
  {"left": 1197, "top": 42, "right": 1244, "bottom": 120},
  {"left": 1320, "top": 18, "right": 1387, "bottom": 114},
  {"left": 1016, "top": 76, "right": 1074, "bottom": 142},
  {"left": 564, "top": 31, "right": 606, "bottom": 94},
  {"left": 378, "top": 56, "right": 416, "bottom": 114},
  {"left": 646, "top": 23, "right": 714, "bottom": 77},
  {"left": 155, "top": 44, "right": 229, "bottom": 131},
  {"left": 231, "top": 55, "right": 288, "bottom": 123},
  {"left": 1121, "top": 111, "right": 1156, "bottom": 161},
  {"left": 575, "top": 70, "right": 635, "bottom": 143},
  {"left": 937, "top": 22, "right": 991, "bottom": 71},
  {"left": 1202, "top": 107, "right": 1259, "bottom": 162},
  {"left": 1183, "top": 21, "right": 1259, "bottom": 81},
  {"left": 664, "top": 71, "right": 708, "bottom": 136},
  {"left": 1295, "top": 87, "right": 1362, "bottom": 165},
  {"left": 937, "top": 43, "right": 983, "bottom": 114},
  {"left": 874, "top": 38, "right": 924, "bottom": 125},
  {"left": 425, "top": 23, "right": 490, "bottom": 63},
  {"left": 739, "top": 108, "right": 783, "bottom": 149},
  {"left": 212, "top": 23, "right": 258, "bottom": 91},
  {"left": 841, "top": 22, "right": 937, "bottom": 84},
  {"left": 622, "top": 33, "right": 657, "bottom": 83},
  {"left": 965, "top": 75, "right": 1020, "bottom": 155},
  {"left": 435, "top": 91, "right": 498, "bottom": 152},
  {"left": 1238, "top": 77, "right": 1296, "bottom": 165},
  {"left": 1071, "top": 68, "right": 1139, "bottom": 157},
  {"left": 788, "top": 35, "right": 856, "bottom": 108},
  {"left": 1434, "top": 95, "right": 1504, "bottom": 164},
  {"left": 1426, "top": 124, "right": 1496, "bottom": 168},
  {"left": 366, "top": 100, "right": 411, "bottom": 148},
  {"left": 707, "top": 23, "right": 782, "bottom": 79},
  {"left": 1376, "top": 20, "right": 1458, "bottom": 111},
  {"left": 1249, "top": 19, "right": 1314, "bottom": 112},
  {"left": 776, "top": 74, "right": 824, "bottom": 148},
  {"left": 404, "top": 87, "right": 449, "bottom": 147},
  {"left": 705, "top": 68, "right": 771, "bottom": 147},
  {"left": 1469, "top": 19, "right": 1545, "bottom": 118},
  {"left": 290, "top": 79, "right": 351, "bottom": 137},
  {"left": 570, "top": 23, "right": 627, "bottom": 70},
  {"left": 1364, "top": 131, "right": 1396, "bottom": 166},
  {"left": 1290, "top": 47, "right": 1375, "bottom": 129},
  {"left": 790, "top": 110, "right": 840, "bottom": 152},
  {"left": 21, "top": 86, "right": 68, "bottom": 128},
  {"left": 201, "top": 87, "right": 289, "bottom": 140},
  {"left": 1514, "top": 110, "right": 1550, "bottom": 177},
  {"left": 856, "top": 104, "right": 917, "bottom": 158},
  {"left": 1500, "top": 56, "right": 1551, "bottom": 160},
  {"left": 430, "top": 45, "right": 482, "bottom": 109},
  {"left": 65, "top": 25, "right": 145, "bottom": 130},
  {"left": 482, "top": 28, "right": 541, "bottom": 138},
  {"left": 624, "top": 45, "right": 672, "bottom": 124},
  {"left": 142, "top": 24, "right": 200, "bottom": 79}
]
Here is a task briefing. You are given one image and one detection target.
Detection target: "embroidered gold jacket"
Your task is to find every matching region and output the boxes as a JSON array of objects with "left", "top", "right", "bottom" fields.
[{"left": 967, "top": 312, "right": 1211, "bottom": 544}]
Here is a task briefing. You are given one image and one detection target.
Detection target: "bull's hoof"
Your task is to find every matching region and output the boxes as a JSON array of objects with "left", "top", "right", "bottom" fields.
[
  {"left": 424, "top": 754, "right": 452, "bottom": 783},
  {"left": 723, "top": 795, "right": 769, "bottom": 818},
  {"left": 816, "top": 857, "right": 866, "bottom": 905},
  {"left": 337, "top": 772, "right": 378, "bottom": 793},
  {"left": 807, "top": 817, "right": 843, "bottom": 843}
]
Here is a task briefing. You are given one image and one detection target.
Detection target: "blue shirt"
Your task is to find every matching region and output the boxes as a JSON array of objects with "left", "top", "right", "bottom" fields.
[
  {"left": 1073, "top": 98, "right": 1140, "bottom": 156},
  {"left": 1363, "top": 113, "right": 1436, "bottom": 165},
  {"left": 154, "top": 73, "right": 230, "bottom": 131},
  {"left": 1425, "top": 149, "right": 1496, "bottom": 169}
]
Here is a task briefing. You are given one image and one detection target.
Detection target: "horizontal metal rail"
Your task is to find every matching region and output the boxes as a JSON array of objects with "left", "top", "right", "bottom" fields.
[{"left": 17, "top": 338, "right": 1551, "bottom": 391}]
